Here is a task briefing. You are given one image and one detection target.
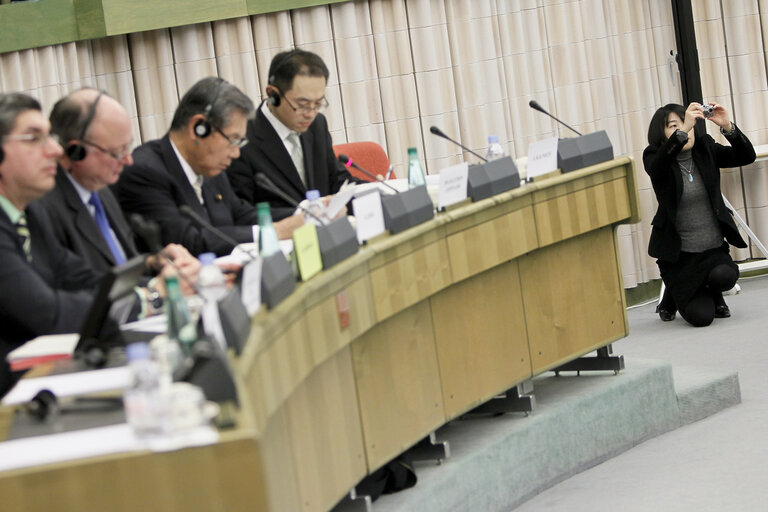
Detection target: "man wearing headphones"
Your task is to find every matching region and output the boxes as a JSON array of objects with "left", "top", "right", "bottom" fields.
[
  {"left": 0, "top": 92, "right": 102, "bottom": 394},
  {"left": 115, "top": 77, "right": 304, "bottom": 257},
  {"left": 226, "top": 49, "right": 357, "bottom": 221},
  {"left": 41, "top": 88, "right": 193, "bottom": 275}
]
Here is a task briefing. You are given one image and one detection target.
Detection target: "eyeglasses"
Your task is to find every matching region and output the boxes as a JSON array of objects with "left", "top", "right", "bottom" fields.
[
  {"left": 2, "top": 132, "right": 61, "bottom": 147},
  {"left": 281, "top": 94, "right": 329, "bottom": 115},
  {"left": 214, "top": 126, "right": 248, "bottom": 148},
  {"left": 82, "top": 139, "right": 133, "bottom": 161}
]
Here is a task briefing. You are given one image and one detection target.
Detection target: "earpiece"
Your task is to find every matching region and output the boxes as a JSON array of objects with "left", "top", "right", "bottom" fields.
[
  {"left": 194, "top": 78, "right": 226, "bottom": 139},
  {"left": 267, "top": 89, "right": 281, "bottom": 107},
  {"left": 67, "top": 90, "right": 104, "bottom": 162},
  {"left": 0, "top": 146, "right": 4, "bottom": 165}
]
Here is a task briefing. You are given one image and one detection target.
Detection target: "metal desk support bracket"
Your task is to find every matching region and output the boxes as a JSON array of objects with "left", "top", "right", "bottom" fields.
[
  {"left": 407, "top": 431, "right": 450, "bottom": 464},
  {"left": 331, "top": 489, "right": 372, "bottom": 512},
  {"left": 467, "top": 380, "right": 536, "bottom": 416},
  {"left": 553, "top": 345, "right": 625, "bottom": 375}
]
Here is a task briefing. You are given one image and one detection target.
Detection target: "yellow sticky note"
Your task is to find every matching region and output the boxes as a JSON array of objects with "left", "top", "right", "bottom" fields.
[{"left": 292, "top": 223, "right": 323, "bottom": 281}]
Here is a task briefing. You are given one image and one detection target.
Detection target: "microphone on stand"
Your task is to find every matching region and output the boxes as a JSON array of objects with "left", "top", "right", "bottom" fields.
[
  {"left": 528, "top": 100, "right": 583, "bottom": 136},
  {"left": 337, "top": 154, "right": 401, "bottom": 194},
  {"left": 129, "top": 213, "right": 201, "bottom": 293},
  {"left": 179, "top": 206, "right": 260, "bottom": 261},
  {"left": 254, "top": 173, "right": 327, "bottom": 225},
  {"left": 429, "top": 126, "right": 488, "bottom": 163}
]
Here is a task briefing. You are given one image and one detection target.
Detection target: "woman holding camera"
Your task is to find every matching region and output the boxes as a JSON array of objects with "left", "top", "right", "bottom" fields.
[{"left": 643, "top": 102, "right": 755, "bottom": 327}]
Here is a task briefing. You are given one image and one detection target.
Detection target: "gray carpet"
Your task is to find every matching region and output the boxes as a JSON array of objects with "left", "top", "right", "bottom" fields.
[
  {"left": 371, "top": 276, "right": 766, "bottom": 511},
  {"left": 513, "top": 274, "right": 768, "bottom": 512}
]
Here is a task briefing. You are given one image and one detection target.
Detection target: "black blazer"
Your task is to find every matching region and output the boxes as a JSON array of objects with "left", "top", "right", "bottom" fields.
[
  {"left": 0, "top": 202, "right": 100, "bottom": 393},
  {"left": 643, "top": 124, "right": 755, "bottom": 262},
  {"left": 114, "top": 135, "right": 260, "bottom": 257},
  {"left": 226, "top": 108, "right": 355, "bottom": 221},
  {"left": 40, "top": 167, "right": 139, "bottom": 274}
]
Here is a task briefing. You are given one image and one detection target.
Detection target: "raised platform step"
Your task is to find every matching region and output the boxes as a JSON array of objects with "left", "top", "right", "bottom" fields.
[{"left": 371, "top": 358, "right": 741, "bottom": 511}]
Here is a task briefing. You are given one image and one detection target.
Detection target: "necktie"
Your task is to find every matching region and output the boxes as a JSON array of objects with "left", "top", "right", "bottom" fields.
[
  {"left": 288, "top": 132, "right": 306, "bottom": 187},
  {"left": 16, "top": 213, "right": 31, "bottom": 262},
  {"left": 89, "top": 192, "right": 126, "bottom": 265},
  {"left": 192, "top": 174, "right": 204, "bottom": 204}
]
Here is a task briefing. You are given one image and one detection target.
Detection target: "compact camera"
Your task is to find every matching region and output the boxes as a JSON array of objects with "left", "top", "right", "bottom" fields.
[{"left": 702, "top": 103, "right": 715, "bottom": 118}]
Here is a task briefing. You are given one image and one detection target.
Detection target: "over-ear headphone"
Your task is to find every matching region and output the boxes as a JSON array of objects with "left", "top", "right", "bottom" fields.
[
  {"left": 194, "top": 78, "right": 226, "bottom": 138},
  {"left": 266, "top": 49, "right": 303, "bottom": 108},
  {"left": 66, "top": 90, "right": 104, "bottom": 162},
  {"left": 0, "top": 145, "right": 4, "bottom": 165}
]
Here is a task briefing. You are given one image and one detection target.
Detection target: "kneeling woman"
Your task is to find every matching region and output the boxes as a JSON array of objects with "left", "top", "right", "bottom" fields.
[{"left": 644, "top": 102, "right": 755, "bottom": 326}]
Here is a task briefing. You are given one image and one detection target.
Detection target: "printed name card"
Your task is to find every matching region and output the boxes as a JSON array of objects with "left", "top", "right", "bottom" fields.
[
  {"left": 438, "top": 162, "right": 469, "bottom": 209},
  {"left": 292, "top": 223, "right": 323, "bottom": 281},
  {"left": 526, "top": 137, "right": 559, "bottom": 179},
  {"left": 352, "top": 190, "right": 386, "bottom": 243},
  {"left": 241, "top": 257, "right": 263, "bottom": 315}
]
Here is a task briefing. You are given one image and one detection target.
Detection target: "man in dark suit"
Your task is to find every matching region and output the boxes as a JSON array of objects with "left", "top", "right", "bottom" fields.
[
  {"left": 0, "top": 92, "right": 101, "bottom": 394},
  {"left": 115, "top": 77, "right": 304, "bottom": 257},
  {"left": 41, "top": 88, "right": 190, "bottom": 273},
  {"left": 226, "top": 49, "right": 356, "bottom": 221}
]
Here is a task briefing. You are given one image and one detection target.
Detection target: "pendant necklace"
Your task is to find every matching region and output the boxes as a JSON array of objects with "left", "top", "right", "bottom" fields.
[{"left": 679, "top": 160, "right": 694, "bottom": 183}]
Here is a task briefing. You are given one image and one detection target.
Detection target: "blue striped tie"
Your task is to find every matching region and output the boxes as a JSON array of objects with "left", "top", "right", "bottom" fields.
[{"left": 89, "top": 193, "right": 126, "bottom": 265}]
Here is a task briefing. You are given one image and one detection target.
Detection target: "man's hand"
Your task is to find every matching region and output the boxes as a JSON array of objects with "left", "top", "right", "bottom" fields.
[{"left": 274, "top": 213, "right": 305, "bottom": 240}]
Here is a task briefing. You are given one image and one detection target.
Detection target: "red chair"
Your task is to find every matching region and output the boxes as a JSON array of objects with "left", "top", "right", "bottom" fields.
[{"left": 333, "top": 141, "right": 396, "bottom": 181}]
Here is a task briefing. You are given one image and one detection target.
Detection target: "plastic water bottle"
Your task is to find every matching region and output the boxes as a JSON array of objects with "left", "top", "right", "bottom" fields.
[
  {"left": 123, "top": 342, "right": 166, "bottom": 438},
  {"left": 305, "top": 189, "right": 325, "bottom": 226},
  {"left": 407, "top": 147, "right": 426, "bottom": 187},
  {"left": 257, "top": 202, "right": 280, "bottom": 257},
  {"left": 486, "top": 135, "right": 506, "bottom": 161},
  {"left": 165, "top": 274, "right": 196, "bottom": 354},
  {"left": 197, "top": 252, "right": 227, "bottom": 350}
]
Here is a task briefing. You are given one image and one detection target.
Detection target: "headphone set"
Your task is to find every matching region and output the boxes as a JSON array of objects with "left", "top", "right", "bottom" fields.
[
  {"left": 193, "top": 78, "right": 226, "bottom": 139},
  {"left": 66, "top": 90, "right": 105, "bottom": 162},
  {"left": 266, "top": 49, "right": 302, "bottom": 108}
]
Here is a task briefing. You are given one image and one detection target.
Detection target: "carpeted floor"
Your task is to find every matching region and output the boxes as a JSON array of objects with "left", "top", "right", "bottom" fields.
[{"left": 513, "top": 274, "right": 768, "bottom": 512}]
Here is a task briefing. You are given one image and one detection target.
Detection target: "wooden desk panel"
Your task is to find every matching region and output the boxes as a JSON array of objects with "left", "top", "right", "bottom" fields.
[
  {"left": 520, "top": 226, "right": 628, "bottom": 373},
  {"left": 351, "top": 300, "right": 445, "bottom": 470},
  {"left": 430, "top": 260, "right": 531, "bottom": 419}
]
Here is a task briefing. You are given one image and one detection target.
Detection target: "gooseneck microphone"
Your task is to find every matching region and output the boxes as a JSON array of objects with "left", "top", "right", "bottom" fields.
[
  {"left": 254, "top": 173, "right": 327, "bottom": 225},
  {"left": 429, "top": 126, "right": 488, "bottom": 163},
  {"left": 179, "top": 205, "right": 260, "bottom": 260},
  {"left": 129, "top": 213, "right": 201, "bottom": 293},
  {"left": 528, "top": 100, "right": 582, "bottom": 137},
  {"left": 337, "top": 154, "right": 400, "bottom": 194}
]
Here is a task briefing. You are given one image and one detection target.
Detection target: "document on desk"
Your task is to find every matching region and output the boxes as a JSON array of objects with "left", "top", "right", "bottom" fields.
[
  {"left": 2, "top": 366, "right": 132, "bottom": 406},
  {"left": 0, "top": 422, "right": 219, "bottom": 471},
  {"left": 324, "top": 179, "right": 356, "bottom": 219}
]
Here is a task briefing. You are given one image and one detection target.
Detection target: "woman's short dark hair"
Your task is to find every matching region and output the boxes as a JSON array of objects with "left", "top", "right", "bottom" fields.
[
  {"left": 170, "top": 77, "right": 254, "bottom": 132},
  {"left": 647, "top": 103, "right": 686, "bottom": 147},
  {"left": 268, "top": 49, "right": 329, "bottom": 93},
  {"left": 0, "top": 93, "right": 41, "bottom": 139}
]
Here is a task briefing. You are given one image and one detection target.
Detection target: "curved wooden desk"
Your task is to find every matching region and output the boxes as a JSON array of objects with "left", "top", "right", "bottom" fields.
[{"left": 0, "top": 157, "right": 639, "bottom": 512}]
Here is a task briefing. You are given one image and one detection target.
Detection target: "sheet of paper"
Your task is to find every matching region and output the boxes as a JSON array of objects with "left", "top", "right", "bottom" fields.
[
  {"left": 437, "top": 162, "right": 469, "bottom": 209},
  {"left": 7, "top": 334, "right": 79, "bottom": 360},
  {"left": 292, "top": 223, "right": 323, "bottom": 281},
  {"left": 325, "top": 180, "right": 356, "bottom": 219},
  {"left": 353, "top": 178, "right": 409, "bottom": 197},
  {"left": 526, "top": 137, "right": 559, "bottom": 179},
  {"left": 2, "top": 366, "right": 132, "bottom": 406},
  {"left": 121, "top": 314, "right": 168, "bottom": 333},
  {"left": 241, "top": 257, "right": 263, "bottom": 316},
  {"left": 352, "top": 190, "right": 386, "bottom": 243}
]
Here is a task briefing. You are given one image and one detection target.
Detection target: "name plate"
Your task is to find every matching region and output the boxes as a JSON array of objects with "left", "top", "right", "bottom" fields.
[
  {"left": 438, "top": 162, "right": 469, "bottom": 209},
  {"left": 526, "top": 137, "right": 559, "bottom": 179},
  {"left": 353, "top": 190, "right": 386, "bottom": 243},
  {"left": 292, "top": 223, "right": 323, "bottom": 281}
]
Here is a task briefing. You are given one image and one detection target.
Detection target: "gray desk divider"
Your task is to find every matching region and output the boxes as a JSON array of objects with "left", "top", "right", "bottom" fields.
[
  {"left": 317, "top": 216, "right": 358, "bottom": 269},
  {"left": 467, "top": 156, "right": 520, "bottom": 201},
  {"left": 557, "top": 130, "right": 614, "bottom": 173},
  {"left": 381, "top": 185, "right": 434, "bottom": 234},
  {"left": 260, "top": 251, "right": 296, "bottom": 309}
]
